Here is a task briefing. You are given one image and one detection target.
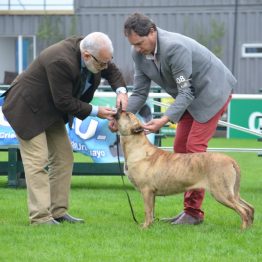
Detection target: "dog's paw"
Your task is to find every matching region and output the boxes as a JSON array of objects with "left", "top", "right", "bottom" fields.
[{"left": 141, "top": 222, "right": 151, "bottom": 229}]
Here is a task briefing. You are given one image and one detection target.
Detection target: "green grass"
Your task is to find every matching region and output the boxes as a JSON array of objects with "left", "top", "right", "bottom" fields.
[{"left": 0, "top": 138, "right": 261, "bottom": 262}]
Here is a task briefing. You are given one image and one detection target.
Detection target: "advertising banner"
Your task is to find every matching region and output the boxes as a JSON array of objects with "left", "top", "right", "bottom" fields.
[
  {"left": 227, "top": 97, "right": 262, "bottom": 138},
  {"left": 0, "top": 96, "right": 155, "bottom": 163},
  {"left": 0, "top": 97, "right": 18, "bottom": 146},
  {"left": 67, "top": 97, "right": 155, "bottom": 163}
]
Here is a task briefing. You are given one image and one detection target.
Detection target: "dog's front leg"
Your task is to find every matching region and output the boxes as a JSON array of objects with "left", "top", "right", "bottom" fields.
[{"left": 141, "top": 187, "right": 155, "bottom": 228}]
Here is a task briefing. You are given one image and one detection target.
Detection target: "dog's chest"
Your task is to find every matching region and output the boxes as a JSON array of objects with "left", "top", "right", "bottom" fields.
[
  {"left": 124, "top": 164, "right": 139, "bottom": 189},
  {"left": 126, "top": 173, "right": 138, "bottom": 188},
  {"left": 124, "top": 162, "right": 153, "bottom": 190}
]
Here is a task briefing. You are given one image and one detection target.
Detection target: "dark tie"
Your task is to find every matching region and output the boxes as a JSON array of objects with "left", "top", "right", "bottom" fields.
[{"left": 80, "top": 67, "right": 89, "bottom": 96}]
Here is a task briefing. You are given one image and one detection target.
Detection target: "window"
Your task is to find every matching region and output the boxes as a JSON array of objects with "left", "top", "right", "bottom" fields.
[
  {"left": 242, "top": 43, "right": 262, "bottom": 58},
  {"left": 0, "top": 36, "right": 36, "bottom": 84},
  {"left": 0, "top": 0, "right": 74, "bottom": 12}
]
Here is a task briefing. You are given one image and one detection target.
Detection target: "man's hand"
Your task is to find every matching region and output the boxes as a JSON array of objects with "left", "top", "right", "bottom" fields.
[
  {"left": 142, "top": 116, "right": 170, "bottom": 134},
  {"left": 116, "top": 93, "right": 128, "bottom": 111},
  {"left": 97, "top": 107, "right": 117, "bottom": 120},
  {"left": 108, "top": 119, "right": 118, "bottom": 132}
]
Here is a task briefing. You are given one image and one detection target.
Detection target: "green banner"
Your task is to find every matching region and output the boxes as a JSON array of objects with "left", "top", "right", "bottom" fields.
[{"left": 228, "top": 98, "right": 262, "bottom": 138}]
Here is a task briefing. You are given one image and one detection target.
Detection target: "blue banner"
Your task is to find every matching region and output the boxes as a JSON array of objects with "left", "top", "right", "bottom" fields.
[
  {"left": 0, "top": 96, "right": 155, "bottom": 163},
  {"left": 67, "top": 116, "right": 123, "bottom": 163},
  {"left": 0, "top": 97, "right": 19, "bottom": 146},
  {"left": 67, "top": 96, "right": 155, "bottom": 162}
]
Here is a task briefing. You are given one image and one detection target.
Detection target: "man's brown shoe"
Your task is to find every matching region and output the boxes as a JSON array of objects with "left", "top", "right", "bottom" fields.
[
  {"left": 171, "top": 212, "right": 203, "bottom": 225},
  {"left": 54, "top": 213, "right": 84, "bottom": 224},
  {"left": 160, "top": 211, "right": 185, "bottom": 223}
]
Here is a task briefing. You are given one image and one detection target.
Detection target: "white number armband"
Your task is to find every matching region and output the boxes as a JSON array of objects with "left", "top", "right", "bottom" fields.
[{"left": 175, "top": 75, "right": 192, "bottom": 89}]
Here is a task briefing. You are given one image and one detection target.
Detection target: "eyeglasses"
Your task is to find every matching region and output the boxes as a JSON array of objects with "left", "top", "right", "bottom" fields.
[{"left": 90, "top": 54, "right": 110, "bottom": 68}]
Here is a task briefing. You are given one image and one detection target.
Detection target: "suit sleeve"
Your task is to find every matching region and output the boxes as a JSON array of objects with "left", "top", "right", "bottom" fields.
[
  {"left": 101, "top": 62, "right": 126, "bottom": 91},
  {"left": 164, "top": 44, "right": 195, "bottom": 123}
]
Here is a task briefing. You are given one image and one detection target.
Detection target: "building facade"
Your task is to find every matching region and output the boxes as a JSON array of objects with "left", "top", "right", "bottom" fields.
[{"left": 0, "top": 0, "right": 261, "bottom": 93}]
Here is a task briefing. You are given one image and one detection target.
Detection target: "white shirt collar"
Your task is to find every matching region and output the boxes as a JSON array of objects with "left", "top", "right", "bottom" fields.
[{"left": 145, "top": 40, "right": 158, "bottom": 60}]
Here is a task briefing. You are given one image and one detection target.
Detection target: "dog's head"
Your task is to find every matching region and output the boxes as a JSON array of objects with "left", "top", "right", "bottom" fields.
[{"left": 114, "top": 105, "right": 144, "bottom": 136}]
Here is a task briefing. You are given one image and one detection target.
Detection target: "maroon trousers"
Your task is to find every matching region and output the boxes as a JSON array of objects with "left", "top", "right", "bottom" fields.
[{"left": 173, "top": 96, "right": 231, "bottom": 219}]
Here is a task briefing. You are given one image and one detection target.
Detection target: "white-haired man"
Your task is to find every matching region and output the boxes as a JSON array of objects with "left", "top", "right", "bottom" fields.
[{"left": 2, "top": 32, "right": 128, "bottom": 225}]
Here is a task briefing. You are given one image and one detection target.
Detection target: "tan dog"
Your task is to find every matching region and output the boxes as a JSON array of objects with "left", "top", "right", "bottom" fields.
[{"left": 114, "top": 110, "right": 254, "bottom": 229}]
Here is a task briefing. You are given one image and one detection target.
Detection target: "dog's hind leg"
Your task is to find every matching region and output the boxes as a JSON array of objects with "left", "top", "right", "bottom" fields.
[
  {"left": 140, "top": 187, "right": 155, "bottom": 228},
  {"left": 231, "top": 199, "right": 251, "bottom": 229},
  {"left": 236, "top": 196, "right": 255, "bottom": 226},
  {"left": 210, "top": 191, "right": 250, "bottom": 229},
  {"left": 232, "top": 162, "right": 254, "bottom": 226},
  {"left": 211, "top": 161, "right": 252, "bottom": 229}
]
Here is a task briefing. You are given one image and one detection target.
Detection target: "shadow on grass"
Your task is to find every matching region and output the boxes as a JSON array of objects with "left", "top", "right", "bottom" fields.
[
  {"left": 71, "top": 182, "right": 135, "bottom": 191},
  {"left": 0, "top": 182, "right": 135, "bottom": 191}
]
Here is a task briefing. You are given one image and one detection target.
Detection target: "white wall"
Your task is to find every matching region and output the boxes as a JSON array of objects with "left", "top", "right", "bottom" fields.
[{"left": 0, "top": 37, "right": 16, "bottom": 83}]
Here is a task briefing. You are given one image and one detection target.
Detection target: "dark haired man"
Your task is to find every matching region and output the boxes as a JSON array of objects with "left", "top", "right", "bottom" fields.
[{"left": 122, "top": 13, "right": 236, "bottom": 225}]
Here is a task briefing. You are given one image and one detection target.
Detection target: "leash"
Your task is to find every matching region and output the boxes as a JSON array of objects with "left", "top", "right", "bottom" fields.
[{"left": 116, "top": 134, "right": 139, "bottom": 225}]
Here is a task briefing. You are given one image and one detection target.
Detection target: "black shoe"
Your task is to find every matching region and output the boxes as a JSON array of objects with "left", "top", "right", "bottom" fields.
[
  {"left": 171, "top": 213, "right": 203, "bottom": 225},
  {"left": 160, "top": 211, "right": 185, "bottom": 223},
  {"left": 54, "top": 213, "right": 84, "bottom": 224}
]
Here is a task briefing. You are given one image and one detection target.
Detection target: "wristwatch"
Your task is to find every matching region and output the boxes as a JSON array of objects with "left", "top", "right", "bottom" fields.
[{"left": 116, "top": 87, "right": 127, "bottom": 94}]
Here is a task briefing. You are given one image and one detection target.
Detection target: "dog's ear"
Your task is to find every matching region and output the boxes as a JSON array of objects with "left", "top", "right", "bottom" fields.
[
  {"left": 132, "top": 125, "right": 144, "bottom": 134},
  {"left": 128, "top": 113, "right": 144, "bottom": 134}
]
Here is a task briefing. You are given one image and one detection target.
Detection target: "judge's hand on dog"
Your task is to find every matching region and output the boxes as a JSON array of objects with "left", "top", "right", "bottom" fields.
[
  {"left": 116, "top": 93, "right": 128, "bottom": 111},
  {"left": 108, "top": 115, "right": 170, "bottom": 133},
  {"left": 97, "top": 107, "right": 118, "bottom": 120},
  {"left": 108, "top": 93, "right": 128, "bottom": 128},
  {"left": 142, "top": 116, "right": 170, "bottom": 134}
]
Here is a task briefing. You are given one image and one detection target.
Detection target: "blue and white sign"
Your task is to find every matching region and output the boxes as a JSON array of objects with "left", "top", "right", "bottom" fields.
[
  {"left": 0, "top": 97, "right": 19, "bottom": 146},
  {"left": 0, "top": 96, "right": 155, "bottom": 163},
  {"left": 67, "top": 116, "right": 123, "bottom": 163}
]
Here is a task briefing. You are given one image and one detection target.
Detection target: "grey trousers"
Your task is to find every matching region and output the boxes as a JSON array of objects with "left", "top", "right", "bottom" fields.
[{"left": 18, "top": 120, "right": 74, "bottom": 224}]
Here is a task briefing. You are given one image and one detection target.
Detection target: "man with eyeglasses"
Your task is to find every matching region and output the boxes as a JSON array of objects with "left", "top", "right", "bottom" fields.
[{"left": 2, "top": 32, "right": 128, "bottom": 225}]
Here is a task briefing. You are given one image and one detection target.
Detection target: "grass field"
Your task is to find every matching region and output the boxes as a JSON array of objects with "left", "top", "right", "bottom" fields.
[{"left": 0, "top": 138, "right": 261, "bottom": 262}]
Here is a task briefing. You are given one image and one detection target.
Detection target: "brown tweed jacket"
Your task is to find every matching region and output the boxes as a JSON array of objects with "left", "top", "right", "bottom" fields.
[{"left": 2, "top": 36, "right": 126, "bottom": 140}]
